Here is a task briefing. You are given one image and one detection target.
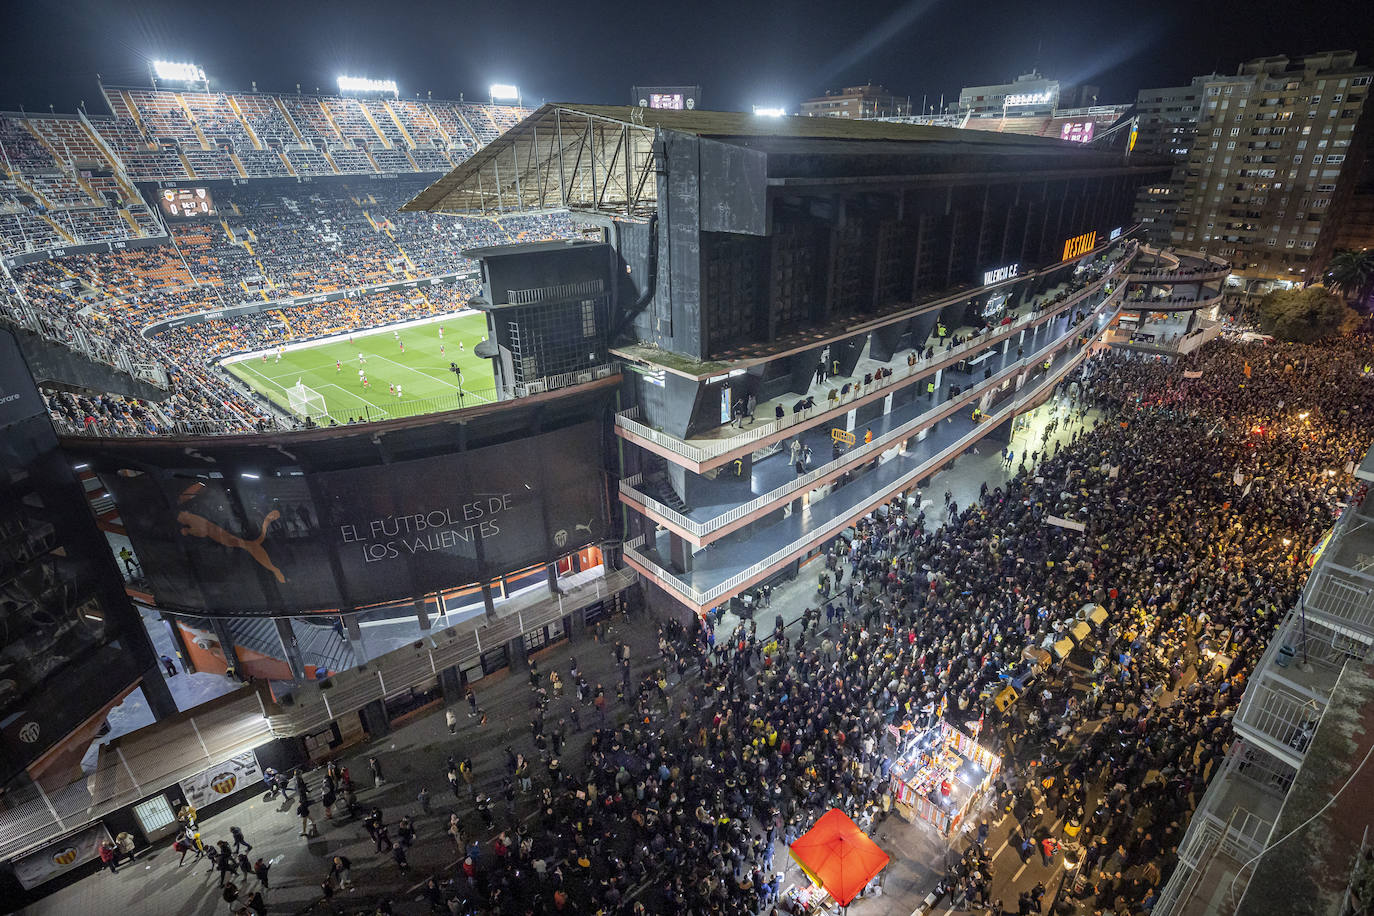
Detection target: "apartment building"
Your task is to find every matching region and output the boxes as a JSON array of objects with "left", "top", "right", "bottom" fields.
[{"left": 1171, "top": 52, "right": 1372, "bottom": 291}]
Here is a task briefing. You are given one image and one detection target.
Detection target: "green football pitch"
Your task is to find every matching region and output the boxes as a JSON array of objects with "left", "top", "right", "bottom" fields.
[{"left": 224, "top": 312, "right": 493, "bottom": 424}]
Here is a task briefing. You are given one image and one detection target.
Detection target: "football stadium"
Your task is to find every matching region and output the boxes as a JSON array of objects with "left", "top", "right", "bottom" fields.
[
  {"left": 1, "top": 26, "right": 1374, "bottom": 916},
  {"left": 222, "top": 311, "right": 493, "bottom": 423}
]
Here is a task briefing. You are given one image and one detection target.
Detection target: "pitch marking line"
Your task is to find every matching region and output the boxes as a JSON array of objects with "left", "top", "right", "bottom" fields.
[{"left": 319, "top": 383, "right": 390, "bottom": 418}]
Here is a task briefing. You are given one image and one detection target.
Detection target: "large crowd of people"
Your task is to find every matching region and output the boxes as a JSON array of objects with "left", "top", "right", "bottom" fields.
[
  {"left": 222, "top": 332, "right": 1367, "bottom": 916},
  {"left": 1, "top": 181, "right": 576, "bottom": 434}
]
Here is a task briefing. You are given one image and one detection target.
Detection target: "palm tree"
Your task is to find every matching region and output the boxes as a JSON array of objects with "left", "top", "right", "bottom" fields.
[{"left": 1325, "top": 248, "right": 1374, "bottom": 309}]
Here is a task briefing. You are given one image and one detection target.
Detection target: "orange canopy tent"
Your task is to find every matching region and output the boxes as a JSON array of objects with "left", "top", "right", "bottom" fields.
[{"left": 788, "top": 808, "right": 891, "bottom": 907}]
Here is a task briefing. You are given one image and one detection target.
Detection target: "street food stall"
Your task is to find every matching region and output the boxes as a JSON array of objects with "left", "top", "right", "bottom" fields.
[
  {"left": 888, "top": 719, "right": 1001, "bottom": 836},
  {"left": 784, "top": 808, "right": 891, "bottom": 913}
]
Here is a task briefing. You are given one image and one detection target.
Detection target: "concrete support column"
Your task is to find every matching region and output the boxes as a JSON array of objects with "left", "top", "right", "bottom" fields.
[
  {"left": 162, "top": 612, "right": 196, "bottom": 675},
  {"left": 438, "top": 665, "right": 463, "bottom": 703},
  {"left": 274, "top": 617, "right": 307, "bottom": 682},
  {"left": 414, "top": 597, "right": 431, "bottom": 632},
  {"left": 141, "top": 660, "right": 179, "bottom": 721},
  {"left": 669, "top": 532, "right": 694, "bottom": 574},
  {"left": 482, "top": 584, "right": 498, "bottom": 621},
  {"left": 209, "top": 616, "right": 243, "bottom": 678},
  {"left": 506, "top": 636, "right": 529, "bottom": 671},
  {"left": 546, "top": 563, "right": 561, "bottom": 595},
  {"left": 358, "top": 698, "right": 391, "bottom": 739}
]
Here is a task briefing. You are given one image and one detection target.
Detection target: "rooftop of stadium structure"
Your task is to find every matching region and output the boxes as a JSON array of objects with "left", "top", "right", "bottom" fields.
[{"left": 403, "top": 103, "right": 1165, "bottom": 219}]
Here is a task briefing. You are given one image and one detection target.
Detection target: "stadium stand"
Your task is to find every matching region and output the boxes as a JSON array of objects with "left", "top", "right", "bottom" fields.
[
  {"left": 3, "top": 178, "right": 575, "bottom": 432},
  {"left": 1, "top": 78, "right": 543, "bottom": 434},
  {"left": 229, "top": 93, "right": 298, "bottom": 147},
  {"left": 0, "top": 116, "right": 56, "bottom": 170}
]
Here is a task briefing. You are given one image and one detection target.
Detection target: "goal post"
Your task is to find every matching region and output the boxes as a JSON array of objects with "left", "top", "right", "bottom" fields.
[{"left": 286, "top": 379, "right": 328, "bottom": 421}]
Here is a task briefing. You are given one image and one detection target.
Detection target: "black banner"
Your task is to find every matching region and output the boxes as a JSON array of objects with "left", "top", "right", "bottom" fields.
[{"left": 103, "top": 422, "right": 609, "bottom": 614}]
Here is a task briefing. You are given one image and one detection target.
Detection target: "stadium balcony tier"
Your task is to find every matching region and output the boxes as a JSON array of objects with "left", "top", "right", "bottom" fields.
[{"left": 404, "top": 104, "right": 1171, "bottom": 616}]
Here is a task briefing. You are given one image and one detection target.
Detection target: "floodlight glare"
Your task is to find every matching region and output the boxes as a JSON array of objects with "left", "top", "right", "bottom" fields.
[
  {"left": 152, "top": 60, "right": 206, "bottom": 83},
  {"left": 489, "top": 84, "right": 520, "bottom": 101},
  {"left": 752, "top": 106, "right": 786, "bottom": 117},
  {"left": 337, "top": 75, "right": 398, "bottom": 94}
]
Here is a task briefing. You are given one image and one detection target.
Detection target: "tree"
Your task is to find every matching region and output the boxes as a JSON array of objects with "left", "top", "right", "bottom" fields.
[
  {"left": 1257, "top": 285, "right": 1360, "bottom": 342},
  {"left": 1325, "top": 248, "right": 1374, "bottom": 308}
]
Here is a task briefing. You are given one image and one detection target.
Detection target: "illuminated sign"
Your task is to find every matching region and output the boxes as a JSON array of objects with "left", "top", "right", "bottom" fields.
[
  {"left": 1004, "top": 91, "right": 1053, "bottom": 107},
  {"left": 982, "top": 263, "right": 1019, "bottom": 285},
  {"left": 159, "top": 187, "right": 216, "bottom": 218},
  {"left": 648, "top": 93, "right": 684, "bottom": 110},
  {"left": 337, "top": 76, "right": 398, "bottom": 95},
  {"left": 1062, "top": 231, "right": 1097, "bottom": 261},
  {"left": 1059, "top": 121, "right": 1095, "bottom": 143},
  {"left": 1109, "top": 227, "right": 1123, "bottom": 241}
]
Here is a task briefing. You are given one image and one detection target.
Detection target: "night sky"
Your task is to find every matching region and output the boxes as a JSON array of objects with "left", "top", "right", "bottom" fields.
[{"left": 3, "top": 0, "right": 1371, "bottom": 115}]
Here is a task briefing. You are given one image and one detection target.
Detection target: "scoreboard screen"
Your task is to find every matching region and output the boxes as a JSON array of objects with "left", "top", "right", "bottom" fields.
[
  {"left": 633, "top": 85, "right": 700, "bottom": 111},
  {"left": 648, "top": 93, "right": 685, "bottom": 110},
  {"left": 158, "top": 187, "right": 216, "bottom": 218},
  {"left": 1060, "top": 121, "right": 1095, "bottom": 144}
]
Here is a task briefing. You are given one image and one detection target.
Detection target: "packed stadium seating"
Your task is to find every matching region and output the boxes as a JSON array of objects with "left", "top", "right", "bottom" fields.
[
  {"left": 3, "top": 175, "right": 576, "bottom": 434},
  {"left": 1, "top": 77, "right": 549, "bottom": 434}
]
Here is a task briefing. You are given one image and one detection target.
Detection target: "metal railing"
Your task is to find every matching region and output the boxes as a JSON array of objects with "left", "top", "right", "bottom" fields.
[
  {"left": 0, "top": 567, "right": 638, "bottom": 863},
  {"left": 0, "top": 288, "right": 169, "bottom": 390},
  {"left": 621, "top": 302, "right": 1117, "bottom": 539},
  {"left": 624, "top": 335, "right": 1101, "bottom": 607},
  {"left": 506, "top": 278, "right": 605, "bottom": 306},
  {"left": 1233, "top": 674, "right": 1325, "bottom": 767},
  {"left": 615, "top": 264, "right": 1131, "bottom": 467},
  {"left": 0, "top": 689, "right": 271, "bottom": 862},
  {"left": 513, "top": 362, "right": 617, "bottom": 397},
  {"left": 263, "top": 565, "right": 639, "bottom": 736},
  {"left": 1126, "top": 248, "right": 1232, "bottom": 283}
]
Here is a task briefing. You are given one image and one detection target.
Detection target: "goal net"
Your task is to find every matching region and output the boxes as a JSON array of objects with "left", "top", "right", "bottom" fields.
[{"left": 287, "top": 380, "right": 328, "bottom": 421}]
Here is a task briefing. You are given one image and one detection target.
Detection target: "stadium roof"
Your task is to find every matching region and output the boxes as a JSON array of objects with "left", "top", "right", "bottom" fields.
[{"left": 403, "top": 103, "right": 1143, "bottom": 219}]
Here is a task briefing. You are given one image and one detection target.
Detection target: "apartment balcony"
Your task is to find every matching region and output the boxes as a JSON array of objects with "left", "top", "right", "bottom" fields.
[
  {"left": 622, "top": 326, "right": 1106, "bottom": 614},
  {"left": 1153, "top": 740, "right": 1291, "bottom": 916},
  {"left": 619, "top": 305, "right": 1106, "bottom": 546},
  {"left": 1232, "top": 606, "right": 1368, "bottom": 768},
  {"left": 1301, "top": 498, "right": 1374, "bottom": 642},
  {"left": 614, "top": 273, "right": 1127, "bottom": 475}
]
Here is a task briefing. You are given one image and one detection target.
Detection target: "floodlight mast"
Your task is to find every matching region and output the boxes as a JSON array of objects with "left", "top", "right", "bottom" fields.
[
  {"left": 489, "top": 84, "right": 521, "bottom": 105},
  {"left": 752, "top": 106, "right": 786, "bottom": 117},
  {"left": 150, "top": 60, "right": 208, "bottom": 90},
  {"left": 337, "top": 75, "right": 399, "bottom": 97}
]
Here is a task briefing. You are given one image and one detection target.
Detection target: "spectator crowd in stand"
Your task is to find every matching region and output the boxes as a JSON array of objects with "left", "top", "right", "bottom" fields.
[{"left": 1, "top": 181, "right": 575, "bottom": 434}]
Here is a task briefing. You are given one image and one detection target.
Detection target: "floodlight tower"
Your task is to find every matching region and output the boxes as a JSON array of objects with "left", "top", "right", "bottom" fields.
[
  {"left": 489, "top": 84, "right": 521, "bottom": 106},
  {"left": 150, "top": 60, "right": 208, "bottom": 91}
]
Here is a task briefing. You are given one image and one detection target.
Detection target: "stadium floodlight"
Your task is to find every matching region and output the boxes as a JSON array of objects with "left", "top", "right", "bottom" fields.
[
  {"left": 489, "top": 83, "right": 521, "bottom": 102},
  {"left": 152, "top": 60, "right": 206, "bottom": 84},
  {"left": 752, "top": 106, "right": 786, "bottom": 117},
  {"left": 337, "top": 75, "right": 399, "bottom": 95}
]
